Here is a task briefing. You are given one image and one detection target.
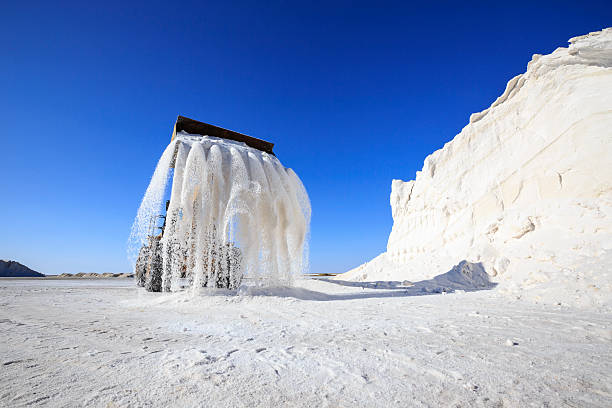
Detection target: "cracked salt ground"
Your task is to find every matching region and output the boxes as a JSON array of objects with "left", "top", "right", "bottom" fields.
[{"left": 1, "top": 278, "right": 611, "bottom": 407}]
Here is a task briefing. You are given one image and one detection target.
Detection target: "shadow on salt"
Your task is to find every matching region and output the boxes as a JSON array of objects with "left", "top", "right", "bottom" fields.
[
  {"left": 244, "top": 260, "right": 497, "bottom": 301},
  {"left": 125, "top": 261, "right": 497, "bottom": 305}
]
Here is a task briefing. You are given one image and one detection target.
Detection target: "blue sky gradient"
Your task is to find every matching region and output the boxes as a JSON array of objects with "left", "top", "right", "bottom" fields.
[{"left": 1, "top": 1, "right": 610, "bottom": 275}]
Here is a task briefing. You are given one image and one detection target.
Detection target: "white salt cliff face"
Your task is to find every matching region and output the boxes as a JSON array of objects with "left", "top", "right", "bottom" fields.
[{"left": 340, "top": 28, "right": 612, "bottom": 309}]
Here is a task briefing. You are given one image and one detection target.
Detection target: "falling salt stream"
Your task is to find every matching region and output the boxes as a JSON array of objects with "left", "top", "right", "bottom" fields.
[{"left": 128, "top": 131, "right": 311, "bottom": 293}]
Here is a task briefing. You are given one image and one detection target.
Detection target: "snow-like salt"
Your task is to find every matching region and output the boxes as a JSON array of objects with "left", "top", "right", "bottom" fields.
[
  {"left": 128, "top": 132, "right": 310, "bottom": 291},
  {"left": 2, "top": 278, "right": 611, "bottom": 407}
]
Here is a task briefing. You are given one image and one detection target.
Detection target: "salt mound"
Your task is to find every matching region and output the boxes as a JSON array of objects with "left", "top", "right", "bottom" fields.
[{"left": 339, "top": 28, "right": 612, "bottom": 309}]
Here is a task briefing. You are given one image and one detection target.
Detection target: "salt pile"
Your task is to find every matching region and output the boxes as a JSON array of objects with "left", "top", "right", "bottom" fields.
[
  {"left": 128, "top": 132, "right": 310, "bottom": 291},
  {"left": 340, "top": 28, "right": 612, "bottom": 309}
]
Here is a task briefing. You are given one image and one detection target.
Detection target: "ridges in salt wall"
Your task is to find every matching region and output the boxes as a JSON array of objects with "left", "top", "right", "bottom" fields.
[{"left": 340, "top": 28, "right": 612, "bottom": 309}]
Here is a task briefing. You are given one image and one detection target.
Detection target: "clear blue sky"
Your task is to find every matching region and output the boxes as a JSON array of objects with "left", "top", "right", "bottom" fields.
[{"left": 1, "top": 1, "right": 610, "bottom": 275}]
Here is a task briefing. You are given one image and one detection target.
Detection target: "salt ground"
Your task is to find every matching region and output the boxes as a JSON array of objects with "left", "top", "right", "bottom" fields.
[{"left": 1, "top": 278, "right": 611, "bottom": 407}]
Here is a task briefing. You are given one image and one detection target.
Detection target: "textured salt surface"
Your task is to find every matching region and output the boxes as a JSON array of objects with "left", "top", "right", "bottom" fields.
[
  {"left": 1, "top": 279, "right": 611, "bottom": 407},
  {"left": 340, "top": 28, "right": 612, "bottom": 309}
]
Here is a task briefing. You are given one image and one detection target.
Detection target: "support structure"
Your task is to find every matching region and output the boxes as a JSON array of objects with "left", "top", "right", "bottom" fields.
[
  {"left": 171, "top": 116, "right": 275, "bottom": 155},
  {"left": 136, "top": 116, "right": 277, "bottom": 292}
]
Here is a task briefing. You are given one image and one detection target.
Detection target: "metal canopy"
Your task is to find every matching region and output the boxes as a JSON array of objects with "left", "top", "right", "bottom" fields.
[{"left": 171, "top": 115, "right": 275, "bottom": 155}]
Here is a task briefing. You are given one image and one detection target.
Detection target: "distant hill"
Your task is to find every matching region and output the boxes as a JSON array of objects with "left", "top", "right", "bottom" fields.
[{"left": 0, "top": 260, "right": 45, "bottom": 277}]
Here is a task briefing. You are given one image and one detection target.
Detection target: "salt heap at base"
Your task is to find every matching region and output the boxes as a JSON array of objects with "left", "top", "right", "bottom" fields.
[
  {"left": 129, "top": 132, "right": 310, "bottom": 292},
  {"left": 340, "top": 28, "right": 612, "bottom": 309}
]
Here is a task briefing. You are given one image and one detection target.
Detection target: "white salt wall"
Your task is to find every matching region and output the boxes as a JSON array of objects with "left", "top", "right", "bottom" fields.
[{"left": 341, "top": 29, "right": 612, "bottom": 309}]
